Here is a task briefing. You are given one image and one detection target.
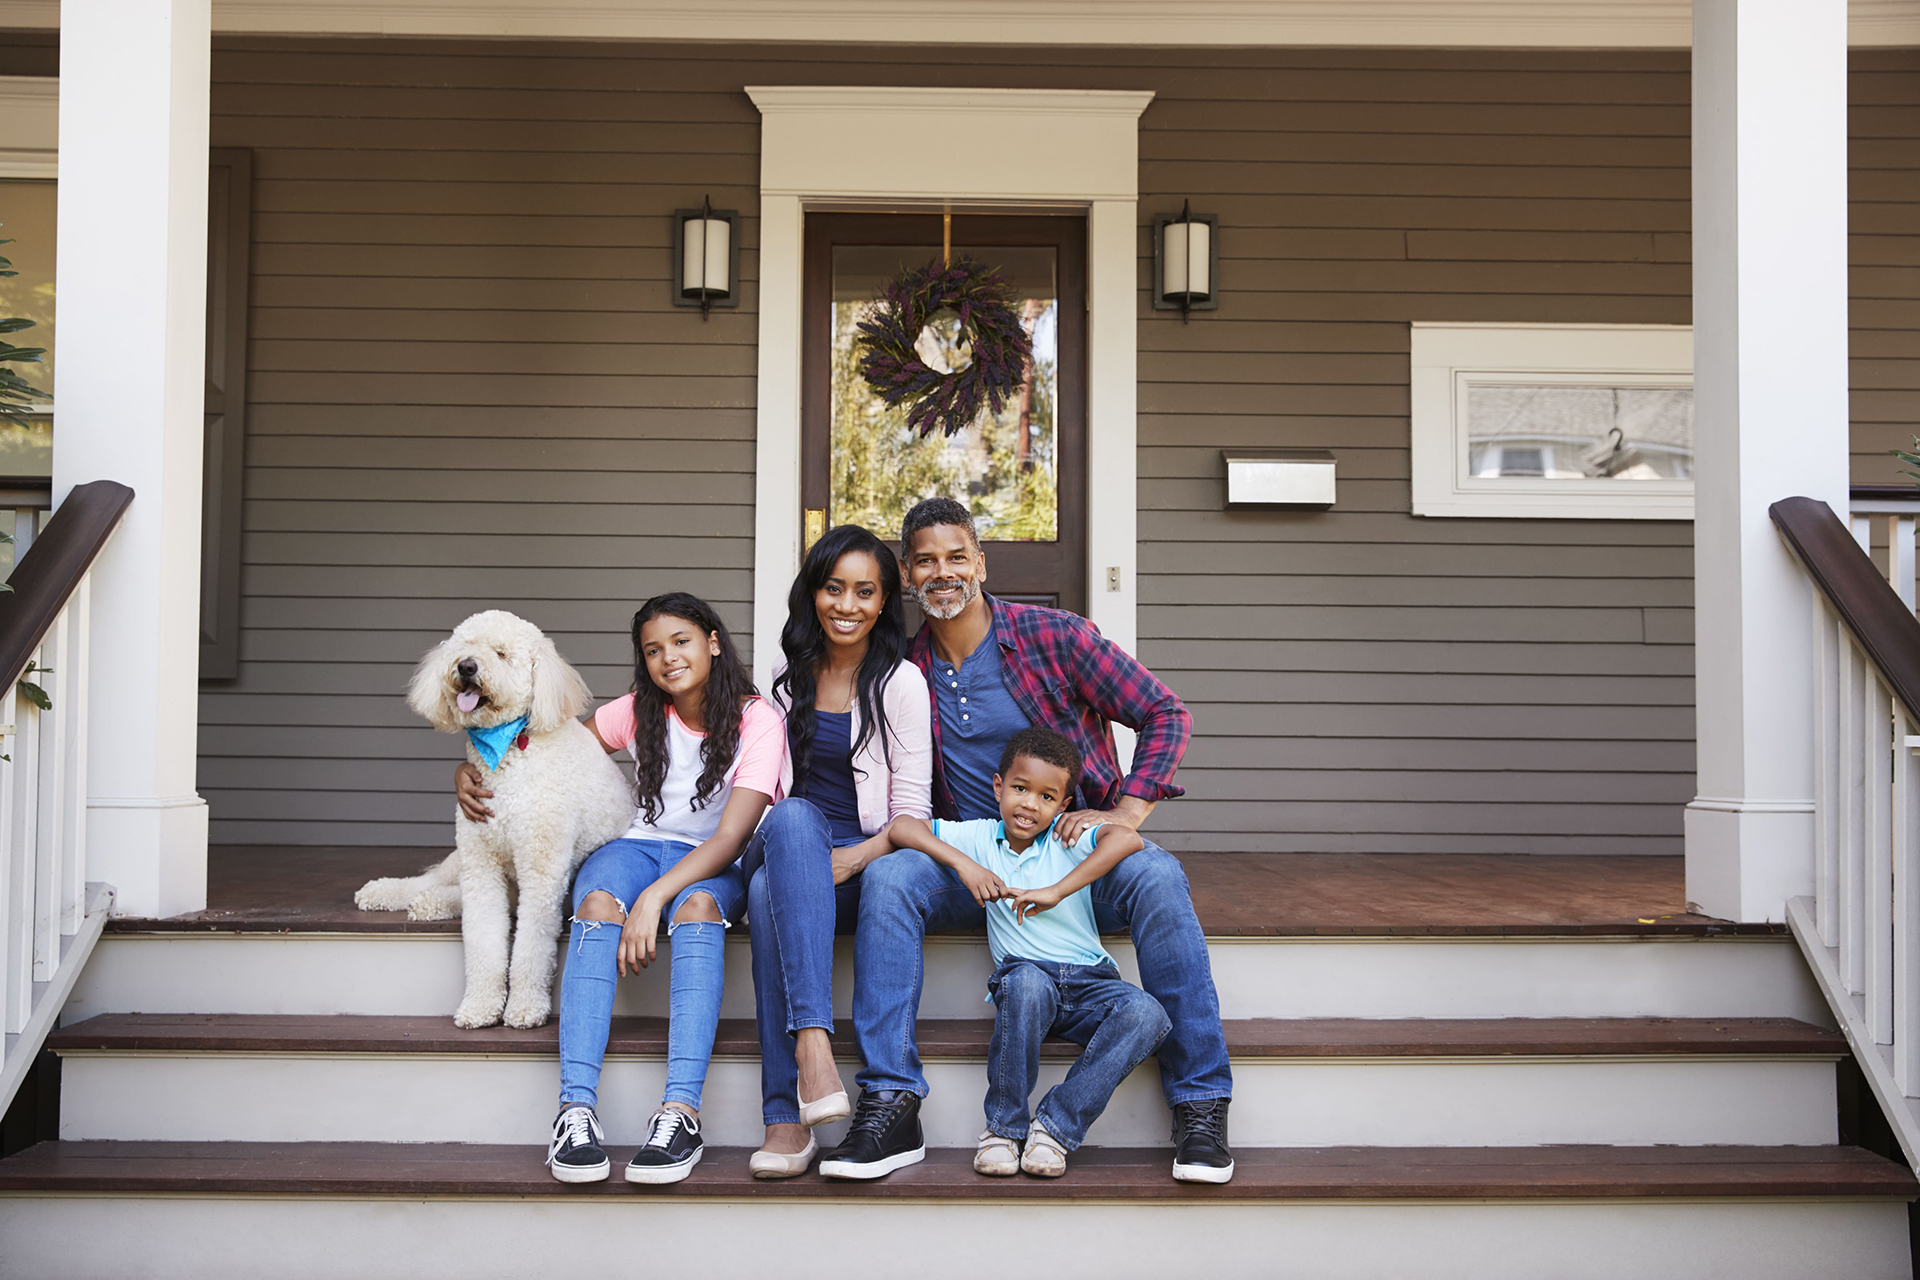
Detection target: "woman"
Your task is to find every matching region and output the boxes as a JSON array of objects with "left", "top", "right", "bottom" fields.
[
  {"left": 744, "top": 523, "right": 931, "bottom": 1178},
  {"left": 459, "top": 592, "right": 782, "bottom": 1186}
]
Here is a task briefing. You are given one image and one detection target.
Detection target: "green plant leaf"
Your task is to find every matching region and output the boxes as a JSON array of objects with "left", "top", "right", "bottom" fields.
[
  {"left": 18, "top": 681, "right": 51, "bottom": 712},
  {"left": 0, "top": 318, "right": 34, "bottom": 333}
]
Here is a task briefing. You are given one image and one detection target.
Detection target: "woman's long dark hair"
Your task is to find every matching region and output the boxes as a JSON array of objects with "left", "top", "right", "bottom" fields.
[
  {"left": 773, "top": 524, "right": 907, "bottom": 788},
  {"left": 628, "top": 592, "right": 757, "bottom": 824}
]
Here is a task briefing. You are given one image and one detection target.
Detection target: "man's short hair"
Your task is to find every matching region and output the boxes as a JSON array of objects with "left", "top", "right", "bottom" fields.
[
  {"left": 901, "top": 497, "right": 979, "bottom": 556},
  {"left": 998, "top": 726, "right": 1082, "bottom": 792}
]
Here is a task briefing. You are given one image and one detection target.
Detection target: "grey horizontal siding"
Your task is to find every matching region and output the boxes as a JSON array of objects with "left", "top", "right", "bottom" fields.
[
  {"left": 188, "top": 37, "right": 1911, "bottom": 851},
  {"left": 199, "top": 37, "right": 765, "bottom": 845},
  {"left": 1128, "top": 47, "right": 1699, "bottom": 854}
]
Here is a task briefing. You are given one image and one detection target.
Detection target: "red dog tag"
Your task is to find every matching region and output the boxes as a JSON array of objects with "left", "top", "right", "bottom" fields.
[{"left": 515, "top": 734, "right": 529, "bottom": 752}]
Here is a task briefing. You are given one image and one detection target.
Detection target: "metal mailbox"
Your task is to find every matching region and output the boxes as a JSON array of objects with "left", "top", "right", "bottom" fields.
[{"left": 1222, "top": 449, "right": 1337, "bottom": 510}]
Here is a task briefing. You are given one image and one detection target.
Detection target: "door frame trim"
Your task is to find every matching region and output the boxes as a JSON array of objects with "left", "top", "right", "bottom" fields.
[{"left": 746, "top": 85, "right": 1152, "bottom": 691}]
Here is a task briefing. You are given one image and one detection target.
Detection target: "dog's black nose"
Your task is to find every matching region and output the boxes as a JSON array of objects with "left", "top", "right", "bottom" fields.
[{"left": 456, "top": 658, "right": 478, "bottom": 679}]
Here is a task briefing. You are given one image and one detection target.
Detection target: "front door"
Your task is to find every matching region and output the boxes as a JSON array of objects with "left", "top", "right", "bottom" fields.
[{"left": 801, "top": 212, "right": 1088, "bottom": 615}]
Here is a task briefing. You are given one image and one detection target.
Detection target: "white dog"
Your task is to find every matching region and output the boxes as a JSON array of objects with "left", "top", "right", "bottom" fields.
[{"left": 354, "top": 610, "right": 633, "bottom": 1029}]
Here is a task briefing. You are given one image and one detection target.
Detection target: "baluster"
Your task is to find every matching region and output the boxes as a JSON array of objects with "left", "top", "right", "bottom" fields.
[
  {"left": 1899, "top": 711, "right": 1920, "bottom": 1094},
  {"left": 59, "top": 575, "right": 88, "bottom": 931},
  {"left": 31, "top": 618, "right": 63, "bottom": 982},
  {"left": 3, "top": 683, "right": 38, "bottom": 1034},
  {"left": 1842, "top": 638, "right": 1869, "bottom": 995},
  {"left": 1816, "top": 604, "right": 1842, "bottom": 945},
  {"left": 1853, "top": 514, "right": 1875, "bottom": 556},
  {"left": 1894, "top": 517, "right": 1918, "bottom": 614},
  {"left": 1868, "top": 676, "right": 1896, "bottom": 1042},
  {"left": 0, "top": 687, "right": 13, "bottom": 1061}
]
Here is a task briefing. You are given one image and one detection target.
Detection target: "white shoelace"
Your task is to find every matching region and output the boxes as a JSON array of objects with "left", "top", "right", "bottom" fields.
[
  {"left": 547, "top": 1106, "right": 601, "bottom": 1165},
  {"left": 642, "top": 1109, "right": 693, "bottom": 1150}
]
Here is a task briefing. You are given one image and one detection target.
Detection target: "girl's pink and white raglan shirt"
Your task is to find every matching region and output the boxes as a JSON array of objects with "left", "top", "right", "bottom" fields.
[{"left": 592, "top": 696, "right": 785, "bottom": 847}]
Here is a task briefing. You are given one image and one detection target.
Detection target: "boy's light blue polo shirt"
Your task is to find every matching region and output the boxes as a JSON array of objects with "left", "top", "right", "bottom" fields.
[{"left": 931, "top": 817, "right": 1112, "bottom": 970}]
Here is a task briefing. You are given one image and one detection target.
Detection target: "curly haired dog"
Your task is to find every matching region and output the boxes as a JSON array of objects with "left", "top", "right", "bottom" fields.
[{"left": 355, "top": 610, "right": 632, "bottom": 1029}]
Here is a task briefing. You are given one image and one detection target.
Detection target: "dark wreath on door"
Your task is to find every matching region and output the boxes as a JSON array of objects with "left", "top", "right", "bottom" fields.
[{"left": 801, "top": 212, "right": 1088, "bottom": 617}]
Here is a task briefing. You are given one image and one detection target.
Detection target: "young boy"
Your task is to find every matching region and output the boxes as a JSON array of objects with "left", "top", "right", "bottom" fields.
[{"left": 884, "top": 726, "right": 1171, "bottom": 1178}]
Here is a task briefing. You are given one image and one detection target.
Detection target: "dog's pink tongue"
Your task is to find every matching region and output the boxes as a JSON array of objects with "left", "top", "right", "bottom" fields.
[{"left": 456, "top": 690, "right": 480, "bottom": 713}]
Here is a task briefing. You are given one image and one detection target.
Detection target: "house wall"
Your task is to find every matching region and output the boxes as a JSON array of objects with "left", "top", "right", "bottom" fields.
[{"left": 11, "top": 34, "right": 1898, "bottom": 851}]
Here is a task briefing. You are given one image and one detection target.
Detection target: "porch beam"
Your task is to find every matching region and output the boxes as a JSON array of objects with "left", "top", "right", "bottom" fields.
[
  {"left": 51, "top": 0, "right": 212, "bottom": 917},
  {"left": 1684, "top": 0, "right": 1852, "bottom": 921}
]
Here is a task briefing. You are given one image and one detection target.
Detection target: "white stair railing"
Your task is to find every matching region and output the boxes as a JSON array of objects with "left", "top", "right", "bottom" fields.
[
  {"left": 1849, "top": 486, "right": 1920, "bottom": 615},
  {"left": 0, "top": 481, "right": 132, "bottom": 1116},
  {"left": 1778, "top": 495, "right": 1920, "bottom": 1166}
]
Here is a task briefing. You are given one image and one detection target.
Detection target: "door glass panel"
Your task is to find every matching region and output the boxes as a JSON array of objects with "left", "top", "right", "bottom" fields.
[
  {"left": 830, "top": 244, "right": 1057, "bottom": 541},
  {"left": 0, "top": 179, "right": 56, "bottom": 477}
]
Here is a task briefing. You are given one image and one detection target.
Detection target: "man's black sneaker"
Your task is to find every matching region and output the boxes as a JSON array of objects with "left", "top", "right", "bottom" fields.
[
  {"left": 626, "top": 1108, "right": 703, "bottom": 1185},
  {"left": 1170, "top": 1098, "right": 1235, "bottom": 1184},
  {"left": 546, "top": 1105, "right": 610, "bottom": 1184},
  {"left": 818, "top": 1089, "right": 927, "bottom": 1180}
]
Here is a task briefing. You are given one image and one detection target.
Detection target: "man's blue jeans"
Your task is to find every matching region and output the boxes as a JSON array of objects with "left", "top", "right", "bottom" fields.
[
  {"left": 853, "top": 842, "right": 1233, "bottom": 1106},
  {"left": 740, "top": 799, "right": 863, "bottom": 1126},
  {"left": 984, "top": 958, "right": 1169, "bottom": 1149},
  {"left": 557, "top": 837, "right": 746, "bottom": 1114}
]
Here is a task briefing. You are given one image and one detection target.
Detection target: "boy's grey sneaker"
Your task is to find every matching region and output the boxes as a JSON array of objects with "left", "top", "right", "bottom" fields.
[
  {"left": 1020, "top": 1118, "right": 1068, "bottom": 1178},
  {"left": 1170, "top": 1098, "right": 1235, "bottom": 1184},
  {"left": 546, "top": 1105, "right": 610, "bottom": 1183},
  {"left": 818, "top": 1089, "right": 926, "bottom": 1180},
  {"left": 626, "top": 1108, "right": 703, "bottom": 1185}
]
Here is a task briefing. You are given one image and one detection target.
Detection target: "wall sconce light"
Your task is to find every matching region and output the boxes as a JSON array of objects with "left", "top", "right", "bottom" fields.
[
  {"left": 1153, "top": 200, "right": 1218, "bottom": 321},
  {"left": 674, "top": 195, "right": 739, "bottom": 318}
]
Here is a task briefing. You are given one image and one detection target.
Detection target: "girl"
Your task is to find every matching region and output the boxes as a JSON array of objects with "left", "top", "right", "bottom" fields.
[
  {"left": 742, "top": 524, "right": 932, "bottom": 1178},
  {"left": 462, "top": 592, "right": 783, "bottom": 1185}
]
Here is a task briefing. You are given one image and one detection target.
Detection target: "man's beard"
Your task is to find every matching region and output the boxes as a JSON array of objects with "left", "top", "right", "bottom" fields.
[{"left": 910, "top": 575, "right": 980, "bottom": 621}]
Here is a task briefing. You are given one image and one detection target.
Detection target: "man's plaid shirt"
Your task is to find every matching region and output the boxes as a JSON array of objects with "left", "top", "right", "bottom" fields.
[{"left": 905, "top": 595, "right": 1192, "bottom": 819}]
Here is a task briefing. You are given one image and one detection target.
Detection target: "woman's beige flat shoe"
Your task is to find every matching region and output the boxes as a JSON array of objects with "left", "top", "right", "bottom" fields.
[
  {"left": 798, "top": 1089, "right": 850, "bottom": 1128},
  {"left": 749, "top": 1135, "right": 818, "bottom": 1180}
]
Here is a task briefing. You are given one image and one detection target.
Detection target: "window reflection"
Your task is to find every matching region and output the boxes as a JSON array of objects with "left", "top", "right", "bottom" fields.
[{"left": 1466, "top": 384, "right": 1693, "bottom": 482}]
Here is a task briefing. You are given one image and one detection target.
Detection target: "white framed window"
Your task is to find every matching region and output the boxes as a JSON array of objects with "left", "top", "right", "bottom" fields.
[{"left": 1410, "top": 322, "right": 1694, "bottom": 520}]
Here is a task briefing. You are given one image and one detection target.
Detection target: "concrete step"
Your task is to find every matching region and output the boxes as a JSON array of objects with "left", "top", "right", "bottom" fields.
[
  {"left": 48, "top": 1013, "right": 1844, "bottom": 1149},
  {"left": 65, "top": 927, "right": 1833, "bottom": 1024},
  {"left": 1, "top": 1141, "right": 1912, "bottom": 1279}
]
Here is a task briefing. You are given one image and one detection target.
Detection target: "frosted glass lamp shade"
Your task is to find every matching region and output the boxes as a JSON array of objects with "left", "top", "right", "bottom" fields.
[
  {"left": 1162, "top": 220, "right": 1211, "bottom": 299},
  {"left": 672, "top": 204, "right": 740, "bottom": 311},
  {"left": 681, "top": 218, "right": 730, "bottom": 299}
]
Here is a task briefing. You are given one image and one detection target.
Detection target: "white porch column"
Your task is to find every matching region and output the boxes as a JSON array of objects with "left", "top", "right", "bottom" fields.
[
  {"left": 51, "top": 1, "right": 211, "bottom": 917},
  {"left": 1685, "top": 0, "right": 1852, "bottom": 921}
]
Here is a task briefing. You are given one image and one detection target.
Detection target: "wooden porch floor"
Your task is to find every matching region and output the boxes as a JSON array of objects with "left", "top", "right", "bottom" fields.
[{"left": 112, "top": 847, "right": 1776, "bottom": 937}]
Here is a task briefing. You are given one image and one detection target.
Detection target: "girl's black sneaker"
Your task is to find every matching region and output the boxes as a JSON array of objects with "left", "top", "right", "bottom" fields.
[
  {"left": 626, "top": 1107, "right": 704, "bottom": 1184},
  {"left": 547, "top": 1105, "right": 610, "bottom": 1183}
]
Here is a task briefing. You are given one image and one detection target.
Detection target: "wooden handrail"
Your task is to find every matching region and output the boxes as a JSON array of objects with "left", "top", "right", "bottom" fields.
[
  {"left": 1772, "top": 495, "right": 1920, "bottom": 720},
  {"left": 0, "top": 480, "right": 133, "bottom": 692}
]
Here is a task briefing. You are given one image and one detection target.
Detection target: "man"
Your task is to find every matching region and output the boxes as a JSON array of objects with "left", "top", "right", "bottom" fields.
[{"left": 817, "top": 497, "right": 1235, "bottom": 1184}]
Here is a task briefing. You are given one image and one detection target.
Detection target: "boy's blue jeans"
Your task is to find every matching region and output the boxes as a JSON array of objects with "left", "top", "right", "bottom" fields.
[
  {"left": 985, "top": 958, "right": 1170, "bottom": 1150},
  {"left": 740, "top": 798, "right": 863, "bottom": 1126},
  {"left": 557, "top": 837, "right": 746, "bottom": 1114},
  {"left": 852, "top": 843, "right": 1232, "bottom": 1107}
]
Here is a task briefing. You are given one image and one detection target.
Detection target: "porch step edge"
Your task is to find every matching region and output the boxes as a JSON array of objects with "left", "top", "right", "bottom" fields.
[{"left": 1, "top": 1141, "right": 1910, "bottom": 1201}]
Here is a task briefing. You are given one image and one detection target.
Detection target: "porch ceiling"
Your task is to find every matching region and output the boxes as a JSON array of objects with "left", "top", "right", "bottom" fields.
[{"left": 0, "top": 0, "right": 1917, "bottom": 49}]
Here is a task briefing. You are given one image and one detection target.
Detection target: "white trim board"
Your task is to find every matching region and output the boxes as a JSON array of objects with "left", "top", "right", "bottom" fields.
[
  {"left": 746, "top": 86, "right": 1150, "bottom": 690},
  {"left": 2, "top": 1, "right": 1918, "bottom": 48},
  {"left": 1409, "top": 322, "right": 1695, "bottom": 522}
]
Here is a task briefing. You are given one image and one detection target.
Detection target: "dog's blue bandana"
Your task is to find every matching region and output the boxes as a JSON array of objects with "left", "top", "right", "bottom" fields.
[{"left": 466, "top": 713, "right": 531, "bottom": 771}]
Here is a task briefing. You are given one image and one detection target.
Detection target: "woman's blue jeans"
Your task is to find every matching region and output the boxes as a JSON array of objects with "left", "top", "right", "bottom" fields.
[
  {"left": 985, "top": 958, "right": 1169, "bottom": 1150},
  {"left": 557, "top": 837, "right": 747, "bottom": 1114},
  {"left": 741, "top": 799, "right": 863, "bottom": 1126}
]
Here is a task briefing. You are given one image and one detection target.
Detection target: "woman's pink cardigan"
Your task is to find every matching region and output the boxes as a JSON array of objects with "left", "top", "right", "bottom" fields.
[{"left": 768, "top": 658, "right": 933, "bottom": 835}]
